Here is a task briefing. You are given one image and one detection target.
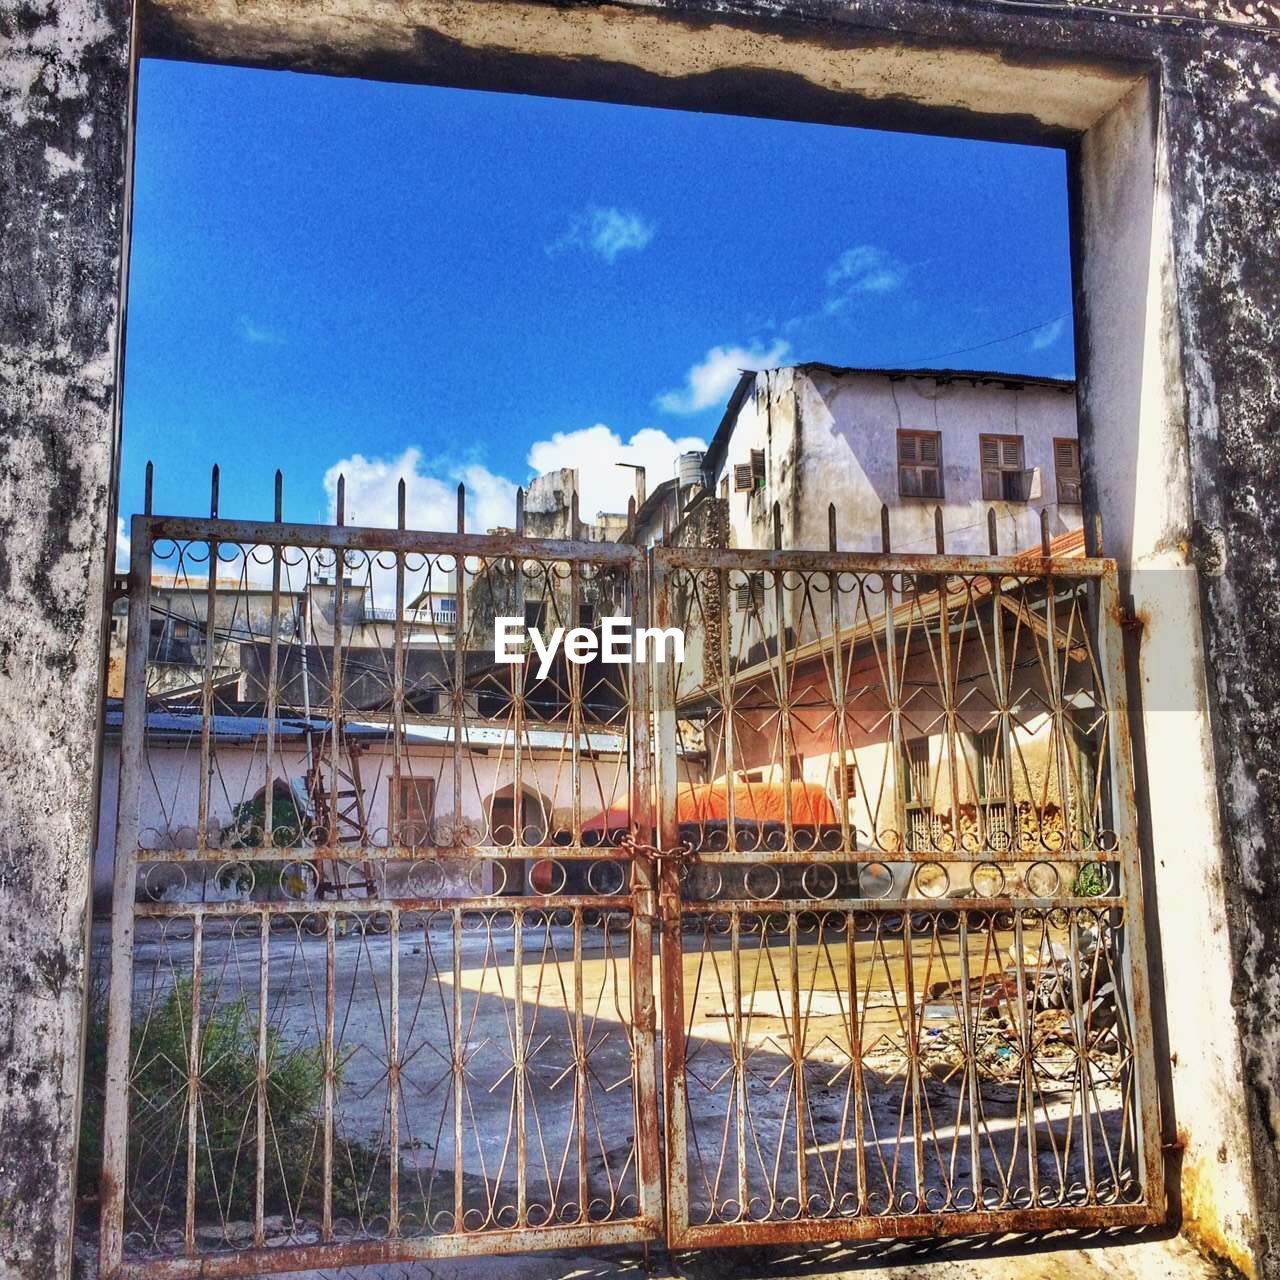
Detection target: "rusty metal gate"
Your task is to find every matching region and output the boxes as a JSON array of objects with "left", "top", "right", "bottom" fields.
[
  {"left": 100, "top": 495, "right": 1163, "bottom": 1278},
  {"left": 100, "top": 498, "right": 663, "bottom": 1278},
  {"left": 649, "top": 536, "right": 1164, "bottom": 1247}
]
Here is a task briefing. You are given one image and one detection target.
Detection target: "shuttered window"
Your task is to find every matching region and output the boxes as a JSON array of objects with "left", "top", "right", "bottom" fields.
[
  {"left": 897, "top": 430, "right": 943, "bottom": 498},
  {"left": 735, "top": 578, "right": 766, "bottom": 612},
  {"left": 980, "top": 434, "right": 1031, "bottom": 502},
  {"left": 838, "top": 761, "right": 857, "bottom": 799},
  {"left": 732, "top": 450, "right": 767, "bottom": 494},
  {"left": 397, "top": 776, "right": 436, "bottom": 846},
  {"left": 1055, "top": 437, "right": 1082, "bottom": 505}
]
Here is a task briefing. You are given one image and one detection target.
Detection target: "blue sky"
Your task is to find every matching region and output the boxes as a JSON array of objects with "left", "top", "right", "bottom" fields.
[{"left": 120, "top": 59, "right": 1074, "bottom": 537}]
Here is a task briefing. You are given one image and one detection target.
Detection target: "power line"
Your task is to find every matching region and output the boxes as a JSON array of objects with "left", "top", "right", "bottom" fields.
[{"left": 892, "top": 313, "right": 1072, "bottom": 366}]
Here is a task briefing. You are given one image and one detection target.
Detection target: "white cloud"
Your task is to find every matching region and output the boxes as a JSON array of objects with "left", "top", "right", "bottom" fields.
[
  {"left": 324, "top": 448, "right": 518, "bottom": 534},
  {"left": 656, "top": 339, "right": 791, "bottom": 416},
  {"left": 822, "top": 245, "right": 904, "bottom": 315},
  {"left": 238, "top": 315, "right": 286, "bottom": 346},
  {"left": 548, "top": 206, "right": 655, "bottom": 263},
  {"left": 1030, "top": 316, "right": 1068, "bottom": 350},
  {"left": 115, "top": 516, "right": 129, "bottom": 572},
  {"left": 527, "top": 425, "right": 708, "bottom": 516}
]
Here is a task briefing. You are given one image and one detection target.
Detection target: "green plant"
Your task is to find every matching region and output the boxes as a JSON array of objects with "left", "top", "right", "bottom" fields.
[
  {"left": 79, "top": 978, "right": 384, "bottom": 1228},
  {"left": 1071, "top": 862, "right": 1110, "bottom": 897},
  {"left": 225, "top": 781, "right": 306, "bottom": 851}
]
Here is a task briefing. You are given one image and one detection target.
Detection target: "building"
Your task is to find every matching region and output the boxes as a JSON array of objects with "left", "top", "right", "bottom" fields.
[
  {"left": 703, "top": 364, "right": 1082, "bottom": 555},
  {"left": 106, "top": 566, "right": 458, "bottom": 698}
]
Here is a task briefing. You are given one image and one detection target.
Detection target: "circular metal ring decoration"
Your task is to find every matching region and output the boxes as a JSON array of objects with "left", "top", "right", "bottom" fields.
[
  {"left": 914, "top": 861, "right": 950, "bottom": 899},
  {"left": 744, "top": 862, "right": 783, "bottom": 902},
  {"left": 586, "top": 859, "right": 627, "bottom": 896},
  {"left": 970, "top": 861, "right": 1006, "bottom": 898},
  {"left": 1024, "top": 860, "right": 1061, "bottom": 899},
  {"left": 858, "top": 861, "right": 896, "bottom": 900},
  {"left": 801, "top": 863, "right": 839, "bottom": 901},
  {"left": 528, "top": 858, "right": 567, "bottom": 897}
]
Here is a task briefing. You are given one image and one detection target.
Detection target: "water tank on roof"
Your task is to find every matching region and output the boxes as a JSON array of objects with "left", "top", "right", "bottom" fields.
[{"left": 678, "top": 451, "right": 707, "bottom": 490}]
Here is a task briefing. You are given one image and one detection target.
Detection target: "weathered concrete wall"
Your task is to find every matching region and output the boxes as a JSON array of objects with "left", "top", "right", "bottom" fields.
[
  {"left": 0, "top": 2, "right": 134, "bottom": 1277},
  {"left": 1154, "top": 27, "right": 1280, "bottom": 1274}
]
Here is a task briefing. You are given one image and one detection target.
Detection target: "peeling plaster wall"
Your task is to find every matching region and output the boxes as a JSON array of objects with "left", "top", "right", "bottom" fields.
[
  {"left": 1073, "top": 77, "right": 1261, "bottom": 1273},
  {"left": 1153, "top": 32, "right": 1280, "bottom": 1276},
  {"left": 0, "top": 3, "right": 134, "bottom": 1277},
  {"left": 712, "top": 368, "right": 1081, "bottom": 555}
]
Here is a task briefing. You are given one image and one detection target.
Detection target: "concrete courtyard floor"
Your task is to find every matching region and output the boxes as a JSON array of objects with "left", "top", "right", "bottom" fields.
[
  {"left": 242, "top": 1231, "right": 1226, "bottom": 1280},
  {"left": 75, "top": 1226, "right": 1229, "bottom": 1280},
  {"left": 85, "top": 919, "right": 1226, "bottom": 1280}
]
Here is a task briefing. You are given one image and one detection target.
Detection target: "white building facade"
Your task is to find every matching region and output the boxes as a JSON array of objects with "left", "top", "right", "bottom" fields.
[{"left": 705, "top": 364, "right": 1082, "bottom": 555}]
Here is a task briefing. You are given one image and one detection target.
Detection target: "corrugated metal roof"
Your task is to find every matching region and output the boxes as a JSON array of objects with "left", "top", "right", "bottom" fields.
[{"left": 101, "top": 708, "right": 629, "bottom": 753}]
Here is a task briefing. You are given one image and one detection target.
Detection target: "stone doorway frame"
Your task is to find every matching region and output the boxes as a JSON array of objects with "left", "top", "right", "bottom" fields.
[{"left": 3, "top": 3, "right": 1276, "bottom": 1278}]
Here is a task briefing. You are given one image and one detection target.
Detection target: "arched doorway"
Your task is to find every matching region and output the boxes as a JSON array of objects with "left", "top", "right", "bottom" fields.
[{"left": 483, "top": 784, "right": 548, "bottom": 896}]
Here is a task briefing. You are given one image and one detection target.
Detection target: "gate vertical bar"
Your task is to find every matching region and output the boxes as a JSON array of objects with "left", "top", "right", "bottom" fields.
[
  {"left": 100, "top": 516, "right": 153, "bottom": 1278},
  {"left": 627, "top": 548, "right": 662, "bottom": 1232},
  {"left": 652, "top": 550, "right": 688, "bottom": 1240},
  {"left": 1096, "top": 566, "right": 1166, "bottom": 1211}
]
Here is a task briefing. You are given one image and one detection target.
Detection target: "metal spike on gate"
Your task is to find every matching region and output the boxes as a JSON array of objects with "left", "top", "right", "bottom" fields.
[
  {"left": 880, "top": 503, "right": 891, "bottom": 553},
  {"left": 516, "top": 485, "right": 526, "bottom": 536},
  {"left": 397, "top": 477, "right": 406, "bottom": 530},
  {"left": 988, "top": 506, "right": 999, "bottom": 555},
  {"left": 144, "top": 459, "right": 154, "bottom": 515},
  {"left": 934, "top": 505, "right": 945, "bottom": 553},
  {"left": 336, "top": 474, "right": 345, "bottom": 526},
  {"left": 1040, "top": 506, "right": 1052, "bottom": 556},
  {"left": 209, "top": 463, "right": 219, "bottom": 518},
  {"left": 457, "top": 481, "right": 465, "bottom": 534},
  {"left": 274, "top": 469, "right": 283, "bottom": 523}
]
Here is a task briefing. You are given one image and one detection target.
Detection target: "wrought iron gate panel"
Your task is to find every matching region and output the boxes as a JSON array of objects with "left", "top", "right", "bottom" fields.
[
  {"left": 102, "top": 509, "right": 1166, "bottom": 1275},
  {"left": 101, "top": 514, "right": 661, "bottom": 1279},
  {"left": 650, "top": 545, "right": 1163, "bottom": 1247}
]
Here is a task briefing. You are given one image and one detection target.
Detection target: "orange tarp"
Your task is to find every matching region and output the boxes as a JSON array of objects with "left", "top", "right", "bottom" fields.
[{"left": 583, "top": 779, "right": 837, "bottom": 831}]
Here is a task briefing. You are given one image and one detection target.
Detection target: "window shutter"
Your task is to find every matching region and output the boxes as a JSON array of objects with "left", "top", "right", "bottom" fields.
[
  {"left": 1055, "top": 438, "right": 1082, "bottom": 505},
  {"left": 1000, "top": 437, "right": 1024, "bottom": 469},
  {"left": 750, "top": 449, "right": 766, "bottom": 487},
  {"left": 736, "top": 580, "right": 765, "bottom": 612},
  {"left": 898, "top": 431, "right": 942, "bottom": 499},
  {"left": 733, "top": 463, "right": 754, "bottom": 492},
  {"left": 980, "top": 437, "right": 1000, "bottom": 468}
]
